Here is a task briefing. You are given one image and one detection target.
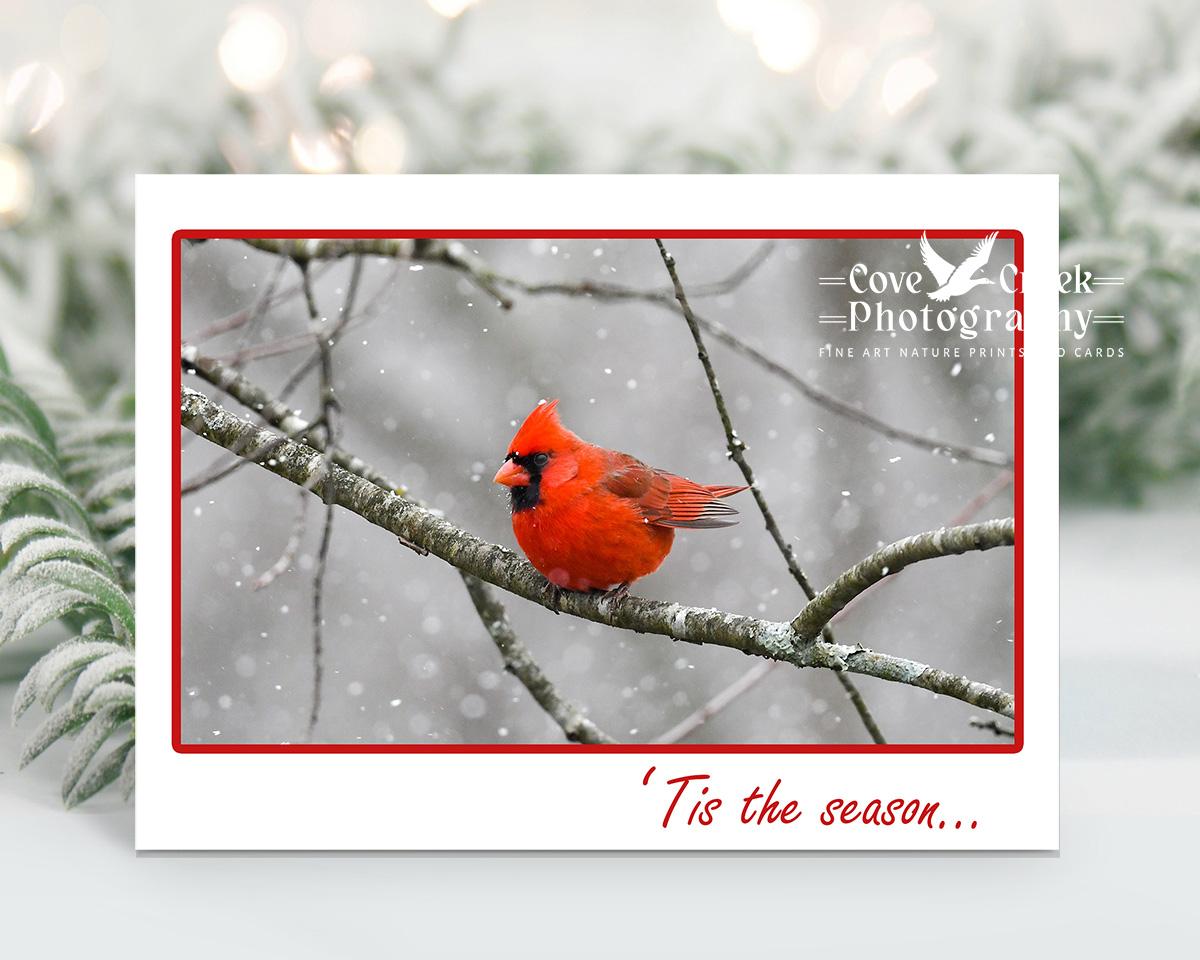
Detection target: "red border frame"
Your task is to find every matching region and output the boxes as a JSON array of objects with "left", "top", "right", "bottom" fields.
[{"left": 174, "top": 229, "right": 1024, "bottom": 755}]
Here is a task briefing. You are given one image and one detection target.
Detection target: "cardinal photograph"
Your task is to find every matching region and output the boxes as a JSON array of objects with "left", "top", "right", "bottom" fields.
[{"left": 177, "top": 234, "right": 1017, "bottom": 747}]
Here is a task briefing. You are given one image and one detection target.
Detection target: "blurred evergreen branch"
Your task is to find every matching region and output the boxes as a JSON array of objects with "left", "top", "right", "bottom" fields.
[{"left": 0, "top": 332, "right": 135, "bottom": 807}]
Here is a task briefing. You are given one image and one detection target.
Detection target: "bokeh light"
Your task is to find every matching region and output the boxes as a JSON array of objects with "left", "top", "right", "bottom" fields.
[
  {"left": 352, "top": 115, "right": 407, "bottom": 174},
  {"left": 218, "top": 6, "right": 290, "bottom": 93},
  {"left": 289, "top": 129, "right": 345, "bottom": 173},
  {"left": 0, "top": 144, "right": 34, "bottom": 226},
  {"left": 319, "top": 53, "right": 374, "bottom": 94},
  {"left": 5, "top": 62, "right": 66, "bottom": 135},
  {"left": 426, "top": 0, "right": 478, "bottom": 19},
  {"left": 882, "top": 55, "right": 937, "bottom": 114},
  {"left": 718, "top": 1, "right": 821, "bottom": 74},
  {"left": 816, "top": 43, "right": 869, "bottom": 109}
]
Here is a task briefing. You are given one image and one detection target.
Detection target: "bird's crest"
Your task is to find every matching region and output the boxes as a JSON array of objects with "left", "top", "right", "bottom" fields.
[{"left": 507, "top": 399, "right": 579, "bottom": 456}]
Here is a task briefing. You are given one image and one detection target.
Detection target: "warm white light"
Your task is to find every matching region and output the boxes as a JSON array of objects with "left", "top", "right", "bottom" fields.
[
  {"left": 289, "top": 129, "right": 345, "bottom": 173},
  {"left": 60, "top": 4, "right": 111, "bottom": 74},
  {"left": 815, "top": 43, "right": 868, "bottom": 110},
  {"left": 426, "top": 0, "right": 477, "bottom": 18},
  {"left": 881, "top": 56, "right": 937, "bottom": 115},
  {"left": 353, "top": 116, "right": 407, "bottom": 174},
  {"left": 716, "top": 0, "right": 763, "bottom": 33},
  {"left": 0, "top": 144, "right": 34, "bottom": 226},
  {"left": 752, "top": 1, "right": 820, "bottom": 73},
  {"left": 218, "top": 6, "right": 290, "bottom": 93},
  {"left": 319, "top": 53, "right": 374, "bottom": 94},
  {"left": 5, "top": 62, "right": 66, "bottom": 135}
]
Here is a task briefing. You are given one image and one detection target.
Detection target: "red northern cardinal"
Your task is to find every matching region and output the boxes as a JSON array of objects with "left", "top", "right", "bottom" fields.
[{"left": 493, "top": 400, "right": 747, "bottom": 599}]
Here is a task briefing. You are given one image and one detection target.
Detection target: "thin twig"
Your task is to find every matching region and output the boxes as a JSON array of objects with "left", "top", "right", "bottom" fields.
[
  {"left": 970, "top": 717, "right": 1015, "bottom": 738},
  {"left": 667, "top": 470, "right": 1013, "bottom": 744},
  {"left": 252, "top": 488, "right": 308, "bottom": 591},
  {"left": 828, "top": 471, "right": 1015, "bottom": 636},
  {"left": 652, "top": 660, "right": 775, "bottom": 745},
  {"left": 277, "top": 257, "right": 385, "bottom": 402},
  {"left": 300, "top": 260, "right": 340, "bottom": 742},
  {"left": 791, "top": 518, "right": 1016, "bottom": 640},
  {"left": 180, "top": 386, "right": 1016, "bottom": 719},
  {"left": 948, "top": 471, "right": 1015, "bottom": 526},
  {"left": 184, "top": 333, "right": 622, "bottom": 743},
  {"left": 462, "top": 575, "right": 616, "bottom": 744},
  {"left": 188, "top": 261, "right": 331, "bottom": 342},
  {"left": 833, "top": 672, "right": 887, "bottom": 743},
  {"left": 234, "top": 237, "right": 1011, "bottom": 467},
  {"left": 656, "top": 238, "right": 886, "bottom": 745},
  {"left": 181, "top": 346, "right": 402, "bottom": 494},
  {"left": 240, "top": 237, "right": 515, "bottom": 308}
]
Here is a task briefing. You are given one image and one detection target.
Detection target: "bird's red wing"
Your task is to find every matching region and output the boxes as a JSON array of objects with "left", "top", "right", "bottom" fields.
[{"left": 602, "top": 453, "right": 746, "bottom": 529}]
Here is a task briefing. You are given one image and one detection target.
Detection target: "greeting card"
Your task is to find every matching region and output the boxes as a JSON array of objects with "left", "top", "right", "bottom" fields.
[{"left": 136, "top": 174, "right": 1058, "bottom": 850}]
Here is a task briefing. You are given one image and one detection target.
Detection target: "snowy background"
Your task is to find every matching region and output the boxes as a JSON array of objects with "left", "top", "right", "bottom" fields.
[{"left": 179, "top": 236, "right": 1017, "bottom": 745}]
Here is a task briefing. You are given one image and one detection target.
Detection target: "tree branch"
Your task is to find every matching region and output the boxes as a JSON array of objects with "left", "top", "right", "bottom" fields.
[
  {"left": 180, "top": 385, "right": 1015, "bottom": 719},
  {"left": 181, "top": 344, "right": 614, "bottom": 744},
  {"left": 299, "top": 260, "right": 341, "bottom": 741},
  {"left": 241, "top": 237, "right": 514, "bottom": 309},
  {"left": 970, "top": 717, "right": 1015, "bottom": 737},
  {"left": 656, "top": 238, "right": 885, "bottom": 745},
  {"left": 461, "top": 575, "right": 616, "bottom": 744},
  {"left": 791, "top": 518, "right": 1016, "bottom": 640},
  {"left": 181, "top": 344, "right": 404, "bottom": 495},
  {"left": 233, "top": 237, "right": 1011, "bottom": 468},
  {"left": 252, "top": 488, "right": 307, "bottom": 591},
  {"left": 652, "top": 660, "right": 775, "bottom": 744}
]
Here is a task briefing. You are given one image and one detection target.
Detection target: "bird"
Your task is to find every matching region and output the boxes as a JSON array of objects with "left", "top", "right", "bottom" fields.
[
  {"left": 492, "top": 399, "right": 747, "bottom": 603},
  {"left": 920, "top": 231, "right": 998, "bottom": 302}
]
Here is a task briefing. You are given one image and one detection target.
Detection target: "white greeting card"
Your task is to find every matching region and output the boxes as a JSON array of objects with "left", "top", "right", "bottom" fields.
[{"left": 136, "top": 174, "right": 1057, "bottom": 850}]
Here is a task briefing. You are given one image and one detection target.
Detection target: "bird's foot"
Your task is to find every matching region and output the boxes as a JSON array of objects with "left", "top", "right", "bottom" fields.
[{"left": 601, "top": 582, "right": 631, "bottom": 603}]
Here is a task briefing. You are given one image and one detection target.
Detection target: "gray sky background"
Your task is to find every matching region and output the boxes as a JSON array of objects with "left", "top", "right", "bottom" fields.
[{"left": 180, "top": 235, "right": 1016, "bottom": 746}]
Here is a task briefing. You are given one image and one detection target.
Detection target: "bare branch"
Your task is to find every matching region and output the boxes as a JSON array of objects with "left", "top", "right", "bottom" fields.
[
  {"left": 181, "top": 345, "right": 403, "bottom": 495},
  {"left": 252, "top": 488, "right": 308, "bottom": 591},
  {"left": 970, "top": 717, "right": 1015, "bottom": 738},
  {"left": 656, "top": 237, "right": 885, "bottom": 745},
  {"left": 653, "top": 661, "right": 775, "bottom": 744},
  {"left": 229, "top": 237, "right": 1011, "bottom": 467},
  {"left": 187, "top": 260, "right": 329, "bottom": 343},
  {"left": 241, "top": 237, "right": 514, "bottom": 309},
  {"left": 669, "top": 469, "right": 1014, "bottom": 744},
  {"left": 791, "top": 518, "right": 1016, "bottom": 640},
  {"left": 833, "top": 672, "right": 887, "bottom": 743},
  {"left": 183, "top": 339, "right": 619, "bottom": 742},
  {"left": 462, "top": 575, "right": 616, "bottom": 744},
  {"left": 299, "top": 260, "right": 340, "bottom": 741},
  {"left": 179, "top": 386, "right": 1015, "bottom": 719},
  {"left": 657, "top": 239, "right": 826, "bottom": 607}
]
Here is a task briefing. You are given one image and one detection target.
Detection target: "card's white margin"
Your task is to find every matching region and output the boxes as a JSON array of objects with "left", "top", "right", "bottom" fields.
[{"left": 136, "top": 174, "right": 1059, "bottom": 851}]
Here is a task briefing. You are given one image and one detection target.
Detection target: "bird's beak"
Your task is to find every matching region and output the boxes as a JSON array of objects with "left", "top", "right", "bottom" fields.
[{"left": 493, "top": 459, "right": 529, "bottom": 487}]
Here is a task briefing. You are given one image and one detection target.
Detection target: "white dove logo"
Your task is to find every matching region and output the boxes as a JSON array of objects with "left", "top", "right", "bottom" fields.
[{"left": 920, "top": 232, "right": 998, "bottom": 302}]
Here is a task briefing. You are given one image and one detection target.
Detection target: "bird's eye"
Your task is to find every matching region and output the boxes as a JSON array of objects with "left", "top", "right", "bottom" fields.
[{"left": 533, "top": 452, "right": 549, "bottom": 466}]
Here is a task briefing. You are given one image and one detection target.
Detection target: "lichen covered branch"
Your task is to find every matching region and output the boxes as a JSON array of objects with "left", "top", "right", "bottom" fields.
[
  {"left": 179, "top": 386, "right": 1015, "bottom": 719},
  {"left": 462, "top": 575, "right": 616, "bottom": 744},
  {"left": 791, "top": 518, "right": 1016, "bottom": 640}
]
